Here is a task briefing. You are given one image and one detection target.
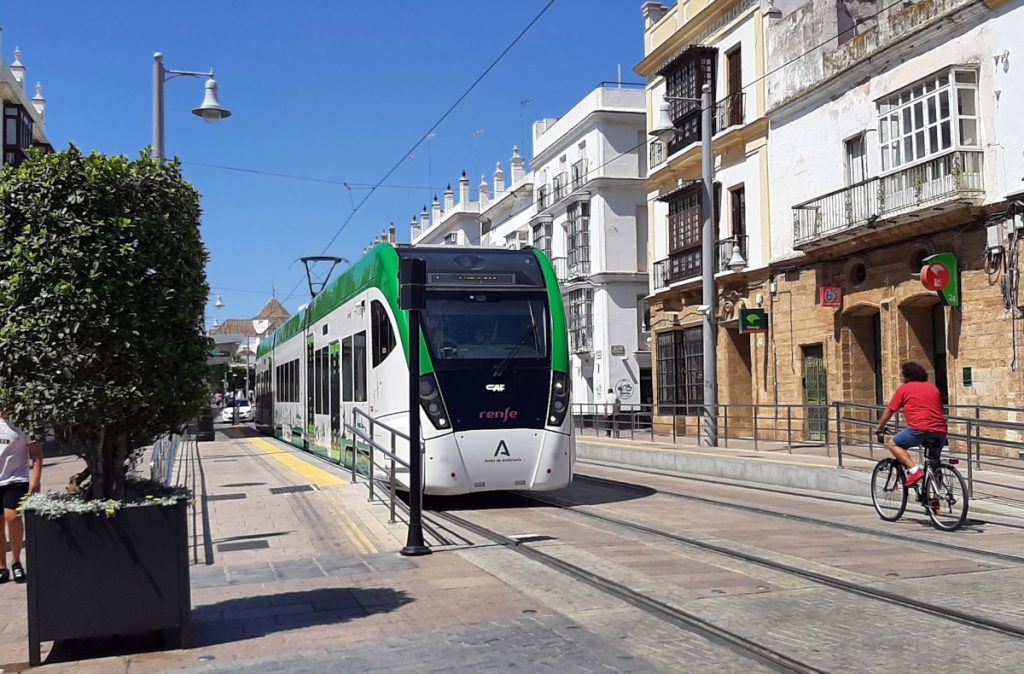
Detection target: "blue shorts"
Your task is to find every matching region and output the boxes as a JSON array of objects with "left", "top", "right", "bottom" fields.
[{"left": 892, "top": 428, "right": 946, "bottom": 450}]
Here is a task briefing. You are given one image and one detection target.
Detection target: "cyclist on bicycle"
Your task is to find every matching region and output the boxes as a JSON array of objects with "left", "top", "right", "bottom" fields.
[{"left": 874, "top": 361, "right": 947, "bottom": 488}]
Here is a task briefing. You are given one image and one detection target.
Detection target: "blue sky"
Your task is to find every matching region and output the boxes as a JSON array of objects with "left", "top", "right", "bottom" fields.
[{"left": 4, "top": 1, "right": 646, "bottom": 325}]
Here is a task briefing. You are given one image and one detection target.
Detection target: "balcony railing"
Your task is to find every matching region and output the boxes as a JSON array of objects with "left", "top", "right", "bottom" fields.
[
  {"left": 650, "top": 139, "right": 665, "bottom": 169},
  {"left": 652, "top": 235, "right": 750, "bottom": 291},
  {"left": 567, "top": 259, "right": 591, "bottom": 279},
  {"left": 553, "top": 172, "right": 569, "bottom": 201},
  {"left": 537, "top": 184, "right": 551, "bottom": 209},
  {"left": 717, "top": 234, "right": 748, "bottom": 273},
  {"left": 715, "top": 92, "right": 745, "bottom": 131},
  {"left": 792, "top": 150, "right": 984, "bottom": 247},
  {"left": 551, "top": 256, "right": 568, "bottom": 283},
  {"left": 571, "top": 159, "right": 588, "bottom": 190}
]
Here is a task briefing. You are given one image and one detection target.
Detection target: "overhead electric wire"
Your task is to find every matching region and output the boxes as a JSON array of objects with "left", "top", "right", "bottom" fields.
[
  {"left": 257, "top": 0, "right": 916, "bottom": 309},
  {"left": 278, "top": 0, "right": 558, "bottom": 307}
]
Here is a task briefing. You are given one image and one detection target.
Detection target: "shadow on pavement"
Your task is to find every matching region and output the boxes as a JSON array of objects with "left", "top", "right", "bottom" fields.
[
  {"left": 41, "top": 587, "right": 412, "bottom": 664},
  {"left": 429, "top": 475, "right": 656, "bottom": 512}
]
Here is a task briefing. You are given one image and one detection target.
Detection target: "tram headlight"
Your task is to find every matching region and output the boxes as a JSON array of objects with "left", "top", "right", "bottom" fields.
[
  {"left": 546, "top": 372, "right": 570, "bottom": 427},
  {"left": 419, "top": 373, "right": 449, "bottom": 429}
]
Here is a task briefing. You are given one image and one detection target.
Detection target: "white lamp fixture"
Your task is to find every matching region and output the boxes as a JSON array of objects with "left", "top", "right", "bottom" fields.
[
  {"left": 649, "top": 100, "right": 676, "bottom": 145},
  {"left": 193, "top": 77, "right": 231, "bottom": 124},
  {"left": 727, "top": 240, "right": 748, "bottom": 271},
  {"left": 215, "top": 294, "right": 225, "bottom": 309},
  {"left": 764, "top": 0, "right": 782, "bottom": 19}
]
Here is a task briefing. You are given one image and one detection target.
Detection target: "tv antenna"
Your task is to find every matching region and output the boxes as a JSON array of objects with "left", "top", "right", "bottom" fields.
[{"left": 299, "top": 256, "right": 347, "bottom": 298}]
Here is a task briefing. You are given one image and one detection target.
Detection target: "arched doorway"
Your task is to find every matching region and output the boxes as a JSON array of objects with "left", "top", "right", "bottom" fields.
[
  {"left": 898, "top": 294, "right": 949, "bottom": 404},
  {"left": 841, "top": 303, "right": 883, "bottom": 406}
]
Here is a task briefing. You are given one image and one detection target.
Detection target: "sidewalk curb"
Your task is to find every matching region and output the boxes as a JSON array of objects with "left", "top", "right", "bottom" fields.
[
  {"left": 576, "top": 439, "right": 1024, "bottom": 520},
  {"left": 577, "top": 441, "right": 869, "bottom": 497}
]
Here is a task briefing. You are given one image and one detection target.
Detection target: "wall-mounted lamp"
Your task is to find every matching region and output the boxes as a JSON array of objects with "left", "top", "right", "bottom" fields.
[{"left": 764, "top": 0, "right": 782, "bottom": 19}]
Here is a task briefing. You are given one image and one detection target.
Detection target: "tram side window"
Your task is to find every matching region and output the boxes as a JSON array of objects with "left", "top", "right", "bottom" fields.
[
  {"left": 371, "top": 300, "right": 396, "bottom": 367},
  {"left": 353, "top": 331, "right": 367, "bottom": 402},
  {"left": 342, "top": 337, "right": 353, "bottom": 401}
]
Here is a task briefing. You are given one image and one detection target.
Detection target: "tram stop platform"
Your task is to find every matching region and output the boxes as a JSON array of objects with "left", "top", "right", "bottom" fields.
[{"left": 0, "top": 424, "right": 1021, "bottom": 673}]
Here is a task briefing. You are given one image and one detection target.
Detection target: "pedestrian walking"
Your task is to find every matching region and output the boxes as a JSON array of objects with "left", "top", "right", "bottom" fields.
[
  {"left": 604, "top": 388, "right": 621, "bottom": 438},
  {"left": 0, "top": 409, "right": 42, "bottom": 584}
]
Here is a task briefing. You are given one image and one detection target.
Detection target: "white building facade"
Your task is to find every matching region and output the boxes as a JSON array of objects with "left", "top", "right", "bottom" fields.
[
  {"left": 406, "top": 84, "right": 652, "bottom": 409},
  {"left": 528, "top": 85, "right": 651, "bottom": 410}
]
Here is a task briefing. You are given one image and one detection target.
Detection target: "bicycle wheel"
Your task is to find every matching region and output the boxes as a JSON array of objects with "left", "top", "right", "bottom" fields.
[
  {"left": 871, "top": 459, "right": 907, "bottom": 521},
  {"left": 924, "top": 464, "right": 969, "bottom": 531}
]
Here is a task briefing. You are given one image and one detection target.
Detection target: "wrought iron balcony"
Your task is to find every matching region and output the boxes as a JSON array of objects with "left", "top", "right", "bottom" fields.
[
  {"left": 715, "top": 92, "right": 745, "bottom": 131},
  {"left": 553, "top": 172, "right": 569, "bottom": 201},
  {"left": 652, "top": 235, "right": 749, "bottom": 291},
  {"left": 537, "top": 184, "right": 550, "bottom": 209},
  {"left": 551, "top": 256, "right": 568, "bottom": 283},
  {"left": 571, "top": 159, "right": 588, "bottom": 190},
  {"left": 650, "top": 139, "right": 665, "bottom": 169},
  {"left": 792, "top": 150, "right": 984, "bottom": 248}
]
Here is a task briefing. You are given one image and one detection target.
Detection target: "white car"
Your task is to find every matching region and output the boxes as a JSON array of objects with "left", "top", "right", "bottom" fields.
[{"left": 219, "top": 399, "right": 253, "bottom": 423}]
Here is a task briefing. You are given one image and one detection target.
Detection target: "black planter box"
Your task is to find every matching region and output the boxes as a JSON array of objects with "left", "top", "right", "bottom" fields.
[{"left": 25, "top": 499, "right": 191, "bottom": 665}]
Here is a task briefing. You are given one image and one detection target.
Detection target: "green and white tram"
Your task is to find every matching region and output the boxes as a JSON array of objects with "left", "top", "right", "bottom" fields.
[{"left": 254, "top": 243, "right": 574, "bottom": 495}]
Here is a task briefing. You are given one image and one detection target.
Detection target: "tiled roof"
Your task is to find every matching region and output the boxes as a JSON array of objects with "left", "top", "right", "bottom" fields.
[
  {"left": 255, "top": 297, "right": 290, "bottom": 320},
  {"left": 210, "top": 297, "right": 291, "bottom": 337}
]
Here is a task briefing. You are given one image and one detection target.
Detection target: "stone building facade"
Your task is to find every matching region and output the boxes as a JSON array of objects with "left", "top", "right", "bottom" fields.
[{"left": 638, "top": 0, "right": 1024, "bottom": 450}]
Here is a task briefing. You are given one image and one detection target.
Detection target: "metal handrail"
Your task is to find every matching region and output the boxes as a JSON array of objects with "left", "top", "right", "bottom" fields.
[{"left": 344, "top": 407, "right": 423, "bottom": 524}]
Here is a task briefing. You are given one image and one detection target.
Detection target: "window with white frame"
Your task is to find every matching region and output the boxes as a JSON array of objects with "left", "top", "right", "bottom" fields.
[
  {"left": 532, "top": 220, "right": 552, "bottom": 257},
  {"left": 566, "top": 200, "right": 590, "bottom": 276},
  {"left": 877, "top": 68, "right": 979, "bottom": 172},
  {"left": 505, "top": 229, "right": 529, "bottom": 250},
  {"left": 444, "top": 232, "right": 458, "bottom": 246},
  {"left": 844, "top": 134, "right": 867, "bottom": 185},
  {"left": 568, "top": 288, "right": 593, "bottom": 352}
]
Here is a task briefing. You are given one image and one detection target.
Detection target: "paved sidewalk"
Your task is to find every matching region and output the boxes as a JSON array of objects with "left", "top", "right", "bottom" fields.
[{"left": 0, "top": 427, "right": 669, "bottom": 673}]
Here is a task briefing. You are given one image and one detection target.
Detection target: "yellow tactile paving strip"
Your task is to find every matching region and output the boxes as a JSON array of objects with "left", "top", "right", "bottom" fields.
[{"left": 220, "top": 428, "right": 378, "bottom": 554}]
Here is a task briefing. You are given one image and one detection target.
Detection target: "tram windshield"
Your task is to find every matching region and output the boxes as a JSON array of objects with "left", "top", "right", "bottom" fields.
[{"left": 421, "top": 292, "right": 549, "bottom": 363}]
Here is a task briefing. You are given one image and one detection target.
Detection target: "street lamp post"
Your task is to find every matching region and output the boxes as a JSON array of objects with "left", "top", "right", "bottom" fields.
[
  {"left": 651, "top": 83, "right": 718, "bottom": 447},
  {"left": 152, "top": 52, "right": 231, "bottom": 162}
]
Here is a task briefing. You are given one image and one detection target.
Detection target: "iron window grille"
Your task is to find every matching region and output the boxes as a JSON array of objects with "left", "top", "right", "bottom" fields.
[{"left": 656, "top": 327, "right": 703, "bottom": 414}]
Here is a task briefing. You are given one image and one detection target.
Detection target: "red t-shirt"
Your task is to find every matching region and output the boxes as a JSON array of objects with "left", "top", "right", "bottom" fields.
[{"left": 887, "top": 381, "right": 947, "bottom": 433}]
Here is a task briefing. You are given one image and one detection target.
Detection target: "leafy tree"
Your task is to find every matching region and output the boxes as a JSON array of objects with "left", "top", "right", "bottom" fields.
[{"left": 0, "top": 146, "right": 209, "bottom": 499}]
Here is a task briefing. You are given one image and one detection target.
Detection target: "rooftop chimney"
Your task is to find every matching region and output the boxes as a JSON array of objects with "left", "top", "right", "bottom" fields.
[
  {"left": 32, "top": 82, "right": 45, "bottom": 121},
  {"left": 10, "top": 47, "right": 25, "bottom": 89},
  {"left": 388, "top": 223, "right": 396, "bottom": 243},
  {"left": 421, "top": 205, "right": 430, "bottom": 231},
  {"left": 493, "top": 161, "right": 505, "bottom": 194},
  {"left": 431, "top": 194, "right": 442, "bottom": 224},
  {"left": 510, "top": 146, "right": 525, "bottom": 185},
  {"left": 479, "top": 175, "right": 489, "bottom": 209},
  {"left": 444, "top": 183, "right": 454, "bottom": 210},
  {"left": 458, "top": 170, "right": 470, "bottom": 205},
  {"left": 642, "top": 2, "right": 668, "bottom": 29},
  {"left": 411, "top": 215, "right": 421, "bottom": 240}
]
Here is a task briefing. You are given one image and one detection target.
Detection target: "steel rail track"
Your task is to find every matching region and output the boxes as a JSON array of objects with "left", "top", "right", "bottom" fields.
[
  {"left": 520, "top": 491, "right": 1024, "bottom": 641},
  {"left": 574, "top": 473, "right": 1024, "bottom": 565},
  {"left": 429, "top": 509, "right": 825, "bottom": 674}
]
